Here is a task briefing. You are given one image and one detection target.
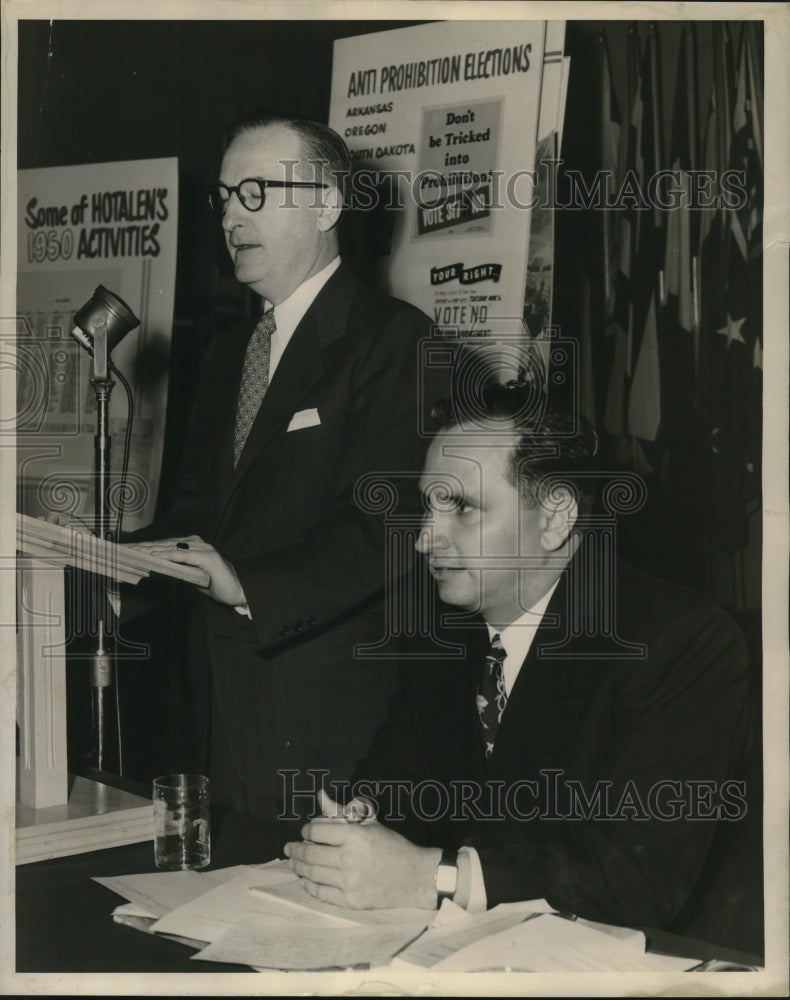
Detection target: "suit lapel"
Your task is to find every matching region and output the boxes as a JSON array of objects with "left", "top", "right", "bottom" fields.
[
  {"left": 218, "top": 264, "right": 358, "bottom": 510},
  {"left": 490, "top": 571, "right": 577, "bottom": 769},
  {"left": 231, "top": 307, "right": 324, "bottom": 482}
]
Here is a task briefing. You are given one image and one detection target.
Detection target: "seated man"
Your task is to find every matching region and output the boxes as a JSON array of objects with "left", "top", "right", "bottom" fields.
[{"left": 284, "top": 383, "right": 756, "bottom": 939}]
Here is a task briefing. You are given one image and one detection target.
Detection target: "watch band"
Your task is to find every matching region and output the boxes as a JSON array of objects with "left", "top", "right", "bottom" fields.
[{"left": 435, "top": 846, "right": 459, "bottom": 905}]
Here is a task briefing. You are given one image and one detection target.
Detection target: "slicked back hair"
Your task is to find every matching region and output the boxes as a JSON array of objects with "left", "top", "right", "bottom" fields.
[{"left": 229, "top": 111, "right": 351, "bottom": 206}]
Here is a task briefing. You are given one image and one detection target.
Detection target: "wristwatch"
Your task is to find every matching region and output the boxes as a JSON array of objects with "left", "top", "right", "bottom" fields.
[{"left": 435, "top": 847, "right": 459, "bottom": 905}]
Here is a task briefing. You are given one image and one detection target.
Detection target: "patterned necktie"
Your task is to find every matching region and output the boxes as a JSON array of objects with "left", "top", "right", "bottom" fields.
[
  {"left": 234, "top": 309, "right": 276, "bottom": 466},
  {"left": 477, "top": 633, "right": 508, "bottom": 759}
]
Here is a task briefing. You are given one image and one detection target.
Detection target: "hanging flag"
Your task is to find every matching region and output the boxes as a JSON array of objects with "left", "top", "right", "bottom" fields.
[
  {"left": 578, "top": 28, "right": 622, "bottom": 433},
  {"left": 603, "top": 24, "right": 639, "bottom": 442},
  {"left": 578, "top": 269, "right": 597, "bottom": 429},
  {"left": 599, "top": 29, "right": 622, "bottom": 314},
  {"left": 626, "top": 23, "right": 664, "bottom": 446},
  {"left": 700, "top": 23, "right": 763, "bottom": 553},
  {"left": 697, "top": 22, "right": 733, "bottom": 384},
  {"left": 697, "top": 24, "right": 731, "bottom": 547},
  {"left": 742, "top": 22, "right": 763, "bottom": 491},
  {"left": 628, "top": 287, "right": 662, "bottom": 442},
  {"left": 660, "top": 23, "right": 700, "bottom": 506},
  {"left": 663, "top": 22, "right": 698, "bottom": 345}
]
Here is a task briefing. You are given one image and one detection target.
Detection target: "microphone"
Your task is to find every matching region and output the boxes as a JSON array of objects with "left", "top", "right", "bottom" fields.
[{"left": 71, "top": 285, "right": 140, "bottom": 378}]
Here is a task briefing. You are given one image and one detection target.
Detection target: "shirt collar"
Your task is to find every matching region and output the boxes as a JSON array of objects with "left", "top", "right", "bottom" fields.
[
  {"left": 485, "top": 579, "right": 560, "bottom": 668},
  {"left": 267, "top": 255, "right": 340, "bottom": 338}
]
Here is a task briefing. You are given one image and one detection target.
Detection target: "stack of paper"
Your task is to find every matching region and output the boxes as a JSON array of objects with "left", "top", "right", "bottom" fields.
[
  {"left": 197, "top": 913, "right": 425, "bottom": 971},
  {"left": 95, "top": 862, "right": 430, "bottom": 970},
  {"left": 407, "top": 912, "right": 697, "bottom": 973},
  {"left": 96, "top": 863, "right": 700, "bottom": 972}
]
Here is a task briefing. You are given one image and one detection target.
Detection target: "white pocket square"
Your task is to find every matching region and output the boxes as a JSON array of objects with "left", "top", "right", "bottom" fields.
[{"left": 287, "top": 408, "right": 321, "bottom": 432}]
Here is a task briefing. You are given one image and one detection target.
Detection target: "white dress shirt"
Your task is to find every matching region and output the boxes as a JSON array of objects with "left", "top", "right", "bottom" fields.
[
  {"left": 485, "top": 582, "right": 560, "bottom": 697},
  {"left": 460, "top": 580, "right": 560, "bottom": 913},
  {"left": 265, "top": 255, "right": 341, "bottom": 380}
]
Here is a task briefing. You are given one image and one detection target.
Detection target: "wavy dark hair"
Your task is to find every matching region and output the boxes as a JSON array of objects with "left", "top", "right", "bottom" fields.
[{"left": 431, "top": 380, "right": 600, "bottom": 518}]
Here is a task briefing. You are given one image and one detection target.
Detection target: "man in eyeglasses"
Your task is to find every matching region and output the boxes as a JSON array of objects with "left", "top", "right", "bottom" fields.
[{"left": 127, "top": 112, "right": 438, "bottom": 822}]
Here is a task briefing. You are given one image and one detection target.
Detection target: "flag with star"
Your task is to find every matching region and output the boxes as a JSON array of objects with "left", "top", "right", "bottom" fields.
[
  {"left": 697, "top": 21, "right": 732, "bottom": 459},
  {"left": 700, "top": 24, "right": 763, "bottom": 553}
]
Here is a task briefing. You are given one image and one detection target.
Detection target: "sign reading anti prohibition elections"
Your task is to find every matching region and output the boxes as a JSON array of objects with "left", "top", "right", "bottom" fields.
[
  {"left": 329, "top": 21, "right": 556, "bottom": 346},
  {"left": 15, "top": 159, "right": 178, "bottom": 531}
]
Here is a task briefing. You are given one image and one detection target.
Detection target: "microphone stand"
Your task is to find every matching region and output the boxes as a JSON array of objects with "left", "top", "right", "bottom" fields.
[
  {"left": 89, "top": 315, "right": 114, "bottom": 769},
  {"left": 72, "top": 287, "right": 139, "bottom": 771}
]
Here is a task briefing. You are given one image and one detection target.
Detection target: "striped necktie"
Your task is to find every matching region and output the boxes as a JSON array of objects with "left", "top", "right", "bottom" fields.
[
  {"left": 477, "top": 633, "right": 508, "bottom": 759},
  {"left": 234, "top": 309, "right": 276, "bottom": 465}
]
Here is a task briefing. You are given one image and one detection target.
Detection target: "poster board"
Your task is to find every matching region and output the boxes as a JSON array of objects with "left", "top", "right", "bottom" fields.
[
  {"left": 329, "top": 21, "right": 551, "bottom": 345},
  {"left": 14, "top": 158, "right": 178, "bottom": 531}
]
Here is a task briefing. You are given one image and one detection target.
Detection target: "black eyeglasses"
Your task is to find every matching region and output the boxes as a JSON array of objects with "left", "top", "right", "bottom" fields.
[{"left": 207, "top": 178, "right": 328, "bottom": 214}]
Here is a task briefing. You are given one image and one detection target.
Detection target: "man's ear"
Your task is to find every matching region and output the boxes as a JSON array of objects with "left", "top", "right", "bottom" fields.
[
  {"left": 539, "top": 486, "right": 578, "bottom": 552},
  {"left": 316, "top": 184, "right": 343, "bottom": 232}
]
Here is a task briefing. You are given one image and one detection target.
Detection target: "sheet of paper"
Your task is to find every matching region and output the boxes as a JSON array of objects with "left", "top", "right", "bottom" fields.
[
  {"left": 399, "top": 900, "right": 545, "bottom": 968},
  {"left": 93, "top": 869, "right": 229, "bottom": 918},
  {"left": 112, "top": 905, "right": 158, "bottom": 936},
  {"left": 428, "top": 896, "right": 552, "bottom": 931},
  {"left": 200, "top": 863, "right": 264, "bottom": 884},
  {"left": 94, "top": 862, "right": 284, "bottom": 919},
  {"left": 253, "top": 877, "right": 432, "bottom": 927},
  {"left": 111, "top": 903, "right": 209, "bottom": 950},
  {"left": 114, "top": 902, "right": 156, "bottom": 919},
  {"left": 148, "top": 865, "right": 317, "bottom": 943},
  {"left": 192, "top": 912, "right": 427, "bottom": 970},
  {"left": 431, "top": 898, "right": 474, "bottom": 928},
  {"left": 432, "top": 912, "right": 700, "bottom": 972}
]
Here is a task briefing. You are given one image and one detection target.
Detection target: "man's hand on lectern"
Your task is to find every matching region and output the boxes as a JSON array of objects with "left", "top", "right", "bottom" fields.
[{"left": 123, "top": 535, "right": 247, "bottom": 607}]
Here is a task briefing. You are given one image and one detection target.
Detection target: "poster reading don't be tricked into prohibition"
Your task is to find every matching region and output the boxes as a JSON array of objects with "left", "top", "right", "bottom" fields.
[{"left": 329, "top": 21, "right": 558, "bottom": 348}]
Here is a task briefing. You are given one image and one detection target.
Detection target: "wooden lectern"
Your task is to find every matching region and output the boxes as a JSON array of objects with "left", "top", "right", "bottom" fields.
[{"left": 15, "top": 515, "right": 209, "bottom": 863}]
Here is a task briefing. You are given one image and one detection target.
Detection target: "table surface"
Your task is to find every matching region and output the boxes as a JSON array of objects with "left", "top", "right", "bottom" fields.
[
  {"left": 16, "top": 804, "right": 304, "bottom": 974},
  {"left": 15, "top": 794, "right": 763, "bottom": 974}
]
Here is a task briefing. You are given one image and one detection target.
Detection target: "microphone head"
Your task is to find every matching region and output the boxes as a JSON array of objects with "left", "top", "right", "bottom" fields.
[{"left": 73, "top": 285, "right": 141, "bottom": 351}]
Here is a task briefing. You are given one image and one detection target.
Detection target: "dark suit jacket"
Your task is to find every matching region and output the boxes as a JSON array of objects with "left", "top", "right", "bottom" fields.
[
  {"left": 141, "top": 263, "right": 441, "bottom": 814},
  {"left": 352, "top": 555, "right": 760, "bottom": 950}
]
